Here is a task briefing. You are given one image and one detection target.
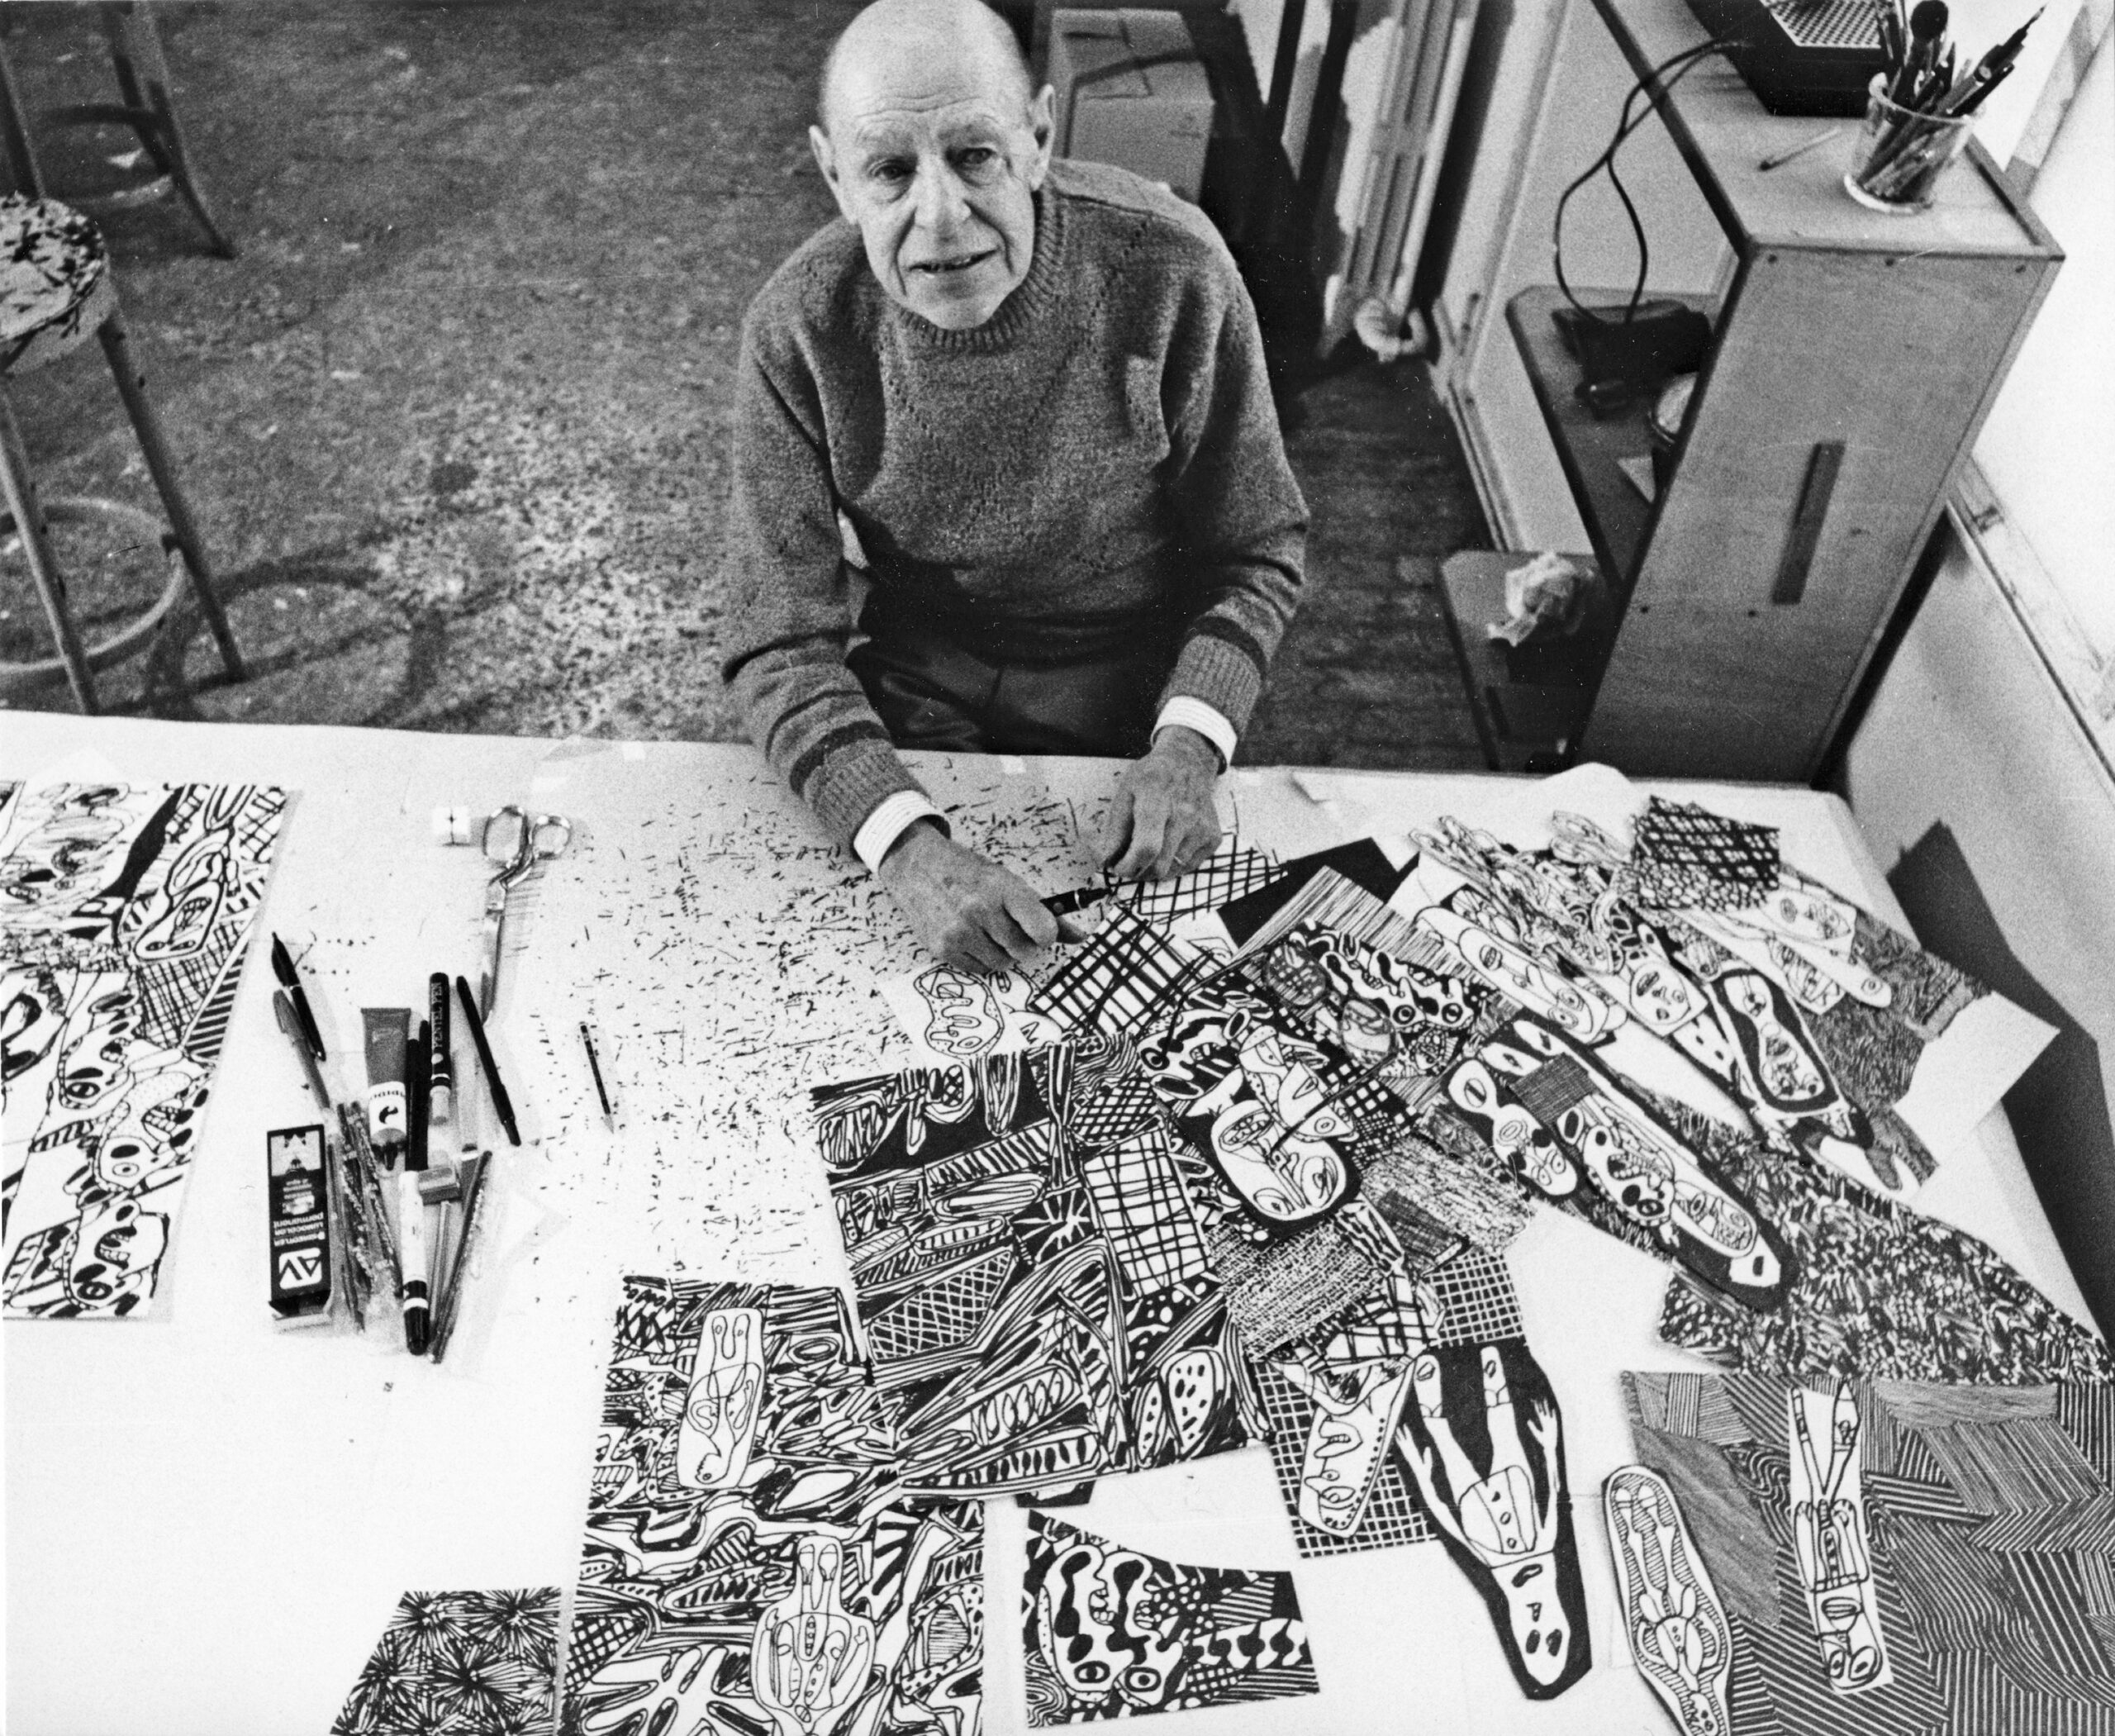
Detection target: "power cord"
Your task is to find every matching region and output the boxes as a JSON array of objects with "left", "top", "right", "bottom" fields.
[
  {"left": 1553, "top": 36, "right": 1738, "bottom": 326},
  {"left": 1553, "top": 0, "right": 1818, "bottom": 326}
]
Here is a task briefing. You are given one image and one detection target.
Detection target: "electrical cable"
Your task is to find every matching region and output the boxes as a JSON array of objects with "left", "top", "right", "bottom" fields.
[
  {"left": 1552, "top": 37, "right": 1735, "bottom": 325},
  {"left": 1553, "top": 0, "right": 1818, "bottom": 326}
]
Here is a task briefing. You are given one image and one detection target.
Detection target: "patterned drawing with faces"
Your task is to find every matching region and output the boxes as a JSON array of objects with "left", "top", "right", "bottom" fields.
[
  {"left": 1469, "top": 1012, "right": 1794, "bottom": 1312},
  {"left": 1789, "top": 1382, "right": 1891, "bottom": 1696},
  {"left": 677, "top": 1306, "right": 765, "bottom": 1490},
  {"left": 1021, "top": 1513, "right": 1319, "bottom": 1723},
  {"left": 1393, "top": 1340, "right": 1591, "bottom": 1700},
  {"left": 1139, "top": 985, "right": 1359, "bottom": 1233}
]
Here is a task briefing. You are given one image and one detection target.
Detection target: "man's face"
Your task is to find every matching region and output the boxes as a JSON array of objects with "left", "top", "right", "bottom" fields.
[{"left": 812, "top": 47, "right": 1053, "bottom": 331}]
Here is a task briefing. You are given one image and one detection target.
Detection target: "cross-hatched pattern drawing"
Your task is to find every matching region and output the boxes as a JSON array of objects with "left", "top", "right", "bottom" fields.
[
  {"left": 1030, "top": 909, "right": 1209, "bottom": 1039},
  {"left": 1081, "top": 1129, "right": 1208, "bottom": 1294},
  {"left": 1630, "top": 797, "right": 1779, "bottom": 910},
  {"left": 1255, "top": 1358, "right": 1434, "bottom": 1558},
  {"left": 1428, "top": 1246, "right": 1525, "bottom": 1345},
  {"left": 1112, "top": 844, "right": 1281, "bottom": 926},
  {"left": 865, "top": 1245, "right": 1016, "bottom": 1363}
]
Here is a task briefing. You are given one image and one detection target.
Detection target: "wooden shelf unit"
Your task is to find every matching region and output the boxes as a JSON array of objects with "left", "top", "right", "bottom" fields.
[{"left": 1458, "top": 0, "right": 2060, "bottom": 782}]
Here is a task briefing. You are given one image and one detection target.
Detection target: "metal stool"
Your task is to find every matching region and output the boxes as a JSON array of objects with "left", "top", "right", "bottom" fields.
[
  {"left": 0, "top": 5, "right": 235, "bottom": 258},
  {"left": 0, "top": 193, "right": 242, "bottom": 711}
]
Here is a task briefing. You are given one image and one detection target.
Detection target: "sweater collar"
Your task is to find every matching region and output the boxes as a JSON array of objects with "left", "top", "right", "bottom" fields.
[{"left": 884, "top": 178, "right": 1068, "bottom": 354}]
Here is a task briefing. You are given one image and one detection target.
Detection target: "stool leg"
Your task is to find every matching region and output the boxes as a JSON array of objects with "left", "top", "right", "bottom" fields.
[
  {"left": 0, "top": 389, "right": 99, "bottom": 713},
  {"left": 96, "top": 313, "right": 245, "bottom": 681},
  {"left": 111, "top": 5, "right": 237, "bottom": 259}
]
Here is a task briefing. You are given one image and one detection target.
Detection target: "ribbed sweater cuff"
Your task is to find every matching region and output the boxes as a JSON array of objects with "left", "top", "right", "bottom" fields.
[
  {"left": 806, "top": 737, "right": 930, "bottom": 856},
  {"left": 1164, "top": 632, "right": 1267, "bottom": 740}
]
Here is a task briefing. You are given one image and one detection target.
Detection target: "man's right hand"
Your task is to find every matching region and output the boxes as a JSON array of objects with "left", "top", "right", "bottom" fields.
[{"left": 877, "top": 820, "right": 1059, "bottom": 973}]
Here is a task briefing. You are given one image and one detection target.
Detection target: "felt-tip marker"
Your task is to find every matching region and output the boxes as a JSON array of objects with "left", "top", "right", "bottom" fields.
[
  {"left": 453, "top": 976, "right": 520, "bottom": 1147},
  {"left": 399, "top": 1028, "right": 433, "bottom": 1357},
  {"left": 580, "top": 1020, "right": 615, "bottom": 1128},
  {"left": 426, "top": 973, "right": 454, "bottom": 1131}
]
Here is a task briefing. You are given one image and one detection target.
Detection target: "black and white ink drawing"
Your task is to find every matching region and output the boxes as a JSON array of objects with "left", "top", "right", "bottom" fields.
[
  {"left": 562, "top": 1277, "right": 984, "bottom": 1736},
  {"left": 1, "top": 782, "right": 288, "bottom": 1317},
  {"left": 332, "top": 1588, "right": 560, "bottom": 1736},
  {"left": 1788, "top": 1382, "right": 1893, "bottom": 1696},
  {"left": 879, "top": 963, "right": 1064, "bottom": 1066},
  {"left": 1604, "top": 1465, "right": 1735, "bottom": 1736},
  {"left": 1625, "top": 1369, "right": 2115, "bottom": 1735},
  {"left": 1393, "top": 1339, "right": 1592, "bottom": 1699},
  {"left": 1021, "top": 1513, "right": 1319, "bottom": 1724},
  {"left": 814, "top": 1044, "right": 1253, "bottom": 1496}
]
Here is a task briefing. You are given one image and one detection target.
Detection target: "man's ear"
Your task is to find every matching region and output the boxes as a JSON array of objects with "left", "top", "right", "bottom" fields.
[
  {"left": 810, "top": 124, "right": 858, "bottom": 222},
  {"left": 1024, "top": 83, "right": 1056, "bottom": 189}
]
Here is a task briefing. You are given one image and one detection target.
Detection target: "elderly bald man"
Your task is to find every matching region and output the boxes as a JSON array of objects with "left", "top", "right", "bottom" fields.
[{"left": 722, "top": 0, "right": 1307, "bottom": 973}]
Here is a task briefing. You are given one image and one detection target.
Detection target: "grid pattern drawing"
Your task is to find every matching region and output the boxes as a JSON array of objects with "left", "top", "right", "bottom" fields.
[
  {"left": 1631, "top": 797, "right": 1780, "bottom": 909},
  {"left": 1115, "top": 844, "right": 1281, "bottom": 926},
  {"left": 1030, "top": 909, "right": 1207, "bottom": 1038},
  {"left": 1081, "top": 1128, "right": 1209, "bottom": 1295},
  {"left": 1428, "top": 1246, "right": 1526, "bottom": 1347},
  {"left": 864, "top": 1246, "right": 1016, "bottom": 1363}
]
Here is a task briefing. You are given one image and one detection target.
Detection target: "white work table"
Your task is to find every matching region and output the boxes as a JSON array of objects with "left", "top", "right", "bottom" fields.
[{"left": 2, "top": 713, "right": 2093, "bottom": 1735}]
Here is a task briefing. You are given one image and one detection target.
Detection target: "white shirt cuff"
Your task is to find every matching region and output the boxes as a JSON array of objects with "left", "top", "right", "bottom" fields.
[
  {"left": 853, "top": 791, "right": 947, "bottom": 873},
  {"left": 1154, "top": 697, "right": 1237, "bottom": 770}
]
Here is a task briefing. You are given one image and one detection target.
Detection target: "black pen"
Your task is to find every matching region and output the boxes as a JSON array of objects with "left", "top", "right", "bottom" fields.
[
  {"left": 399, "top": 1020, "right": 433, "bottom": 1356},
  {"left": 579, "top": 1021, "right": 615, "bottom": 1127},
  {"left": 427, "top": 973, "right": 454, "bottom": 1131},
  {"left": 453, "top": 975, "right": 521, "bottom": 1147},
  {"left": 269, "top": 933, "right": 327, "bottom": 1059}
]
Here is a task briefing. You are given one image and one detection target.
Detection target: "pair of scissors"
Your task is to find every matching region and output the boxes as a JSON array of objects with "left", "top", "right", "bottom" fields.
[{"left": 478, "top": 805, "right": 571, "bottom": 1017}]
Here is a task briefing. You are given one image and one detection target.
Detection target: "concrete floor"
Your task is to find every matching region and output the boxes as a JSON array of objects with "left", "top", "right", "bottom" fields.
[{"left": 2, "top": 0, "right": 1490, "bottom": 769}]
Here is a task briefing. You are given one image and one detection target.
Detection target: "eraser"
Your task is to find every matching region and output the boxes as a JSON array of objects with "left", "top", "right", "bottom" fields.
[
  {"left": 431, "top": 805, "right": 479, "bottom": 847},
  {"left": 268, "top": 1125, "right": 332, "bottom": 1326}
]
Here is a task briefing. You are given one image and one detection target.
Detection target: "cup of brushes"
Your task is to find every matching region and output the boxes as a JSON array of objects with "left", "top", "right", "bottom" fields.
[{"left": 1846, "top": 2, "right": 2038, "bottom": 214}]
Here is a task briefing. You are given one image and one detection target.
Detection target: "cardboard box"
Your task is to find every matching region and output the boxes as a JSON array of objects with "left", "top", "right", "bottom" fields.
[{"left": 1049, "top": 9, "right": 1215, "bottom": 203}]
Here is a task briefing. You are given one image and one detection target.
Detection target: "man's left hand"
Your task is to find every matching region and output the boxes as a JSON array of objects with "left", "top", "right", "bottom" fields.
[{"left": 1098, "top": 726, "right": 1223, "bottom": 881}]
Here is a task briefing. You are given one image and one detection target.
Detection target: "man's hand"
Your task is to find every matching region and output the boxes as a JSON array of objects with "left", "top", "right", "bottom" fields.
[
  {"left": 877, "top": 820, "right": 1059, "bottom": 973},
  {"left": 1098, "top": 726, "right": 1223, "bottom": 881}
]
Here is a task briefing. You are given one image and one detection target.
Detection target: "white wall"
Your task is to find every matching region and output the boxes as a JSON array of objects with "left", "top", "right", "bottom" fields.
[{"left": 1844, "top": 531, "right": 2115, "bottom": 1320}]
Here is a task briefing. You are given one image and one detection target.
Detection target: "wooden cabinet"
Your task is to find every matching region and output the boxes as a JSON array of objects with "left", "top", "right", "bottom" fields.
[{"left": 1438, "top": 0, "right": 2060, "bottom": 781}]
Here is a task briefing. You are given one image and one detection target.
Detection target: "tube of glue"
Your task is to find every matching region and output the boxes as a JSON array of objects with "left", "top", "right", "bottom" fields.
[{"left": 362, "top": 1009, "right": 411, "bottom": 1160}]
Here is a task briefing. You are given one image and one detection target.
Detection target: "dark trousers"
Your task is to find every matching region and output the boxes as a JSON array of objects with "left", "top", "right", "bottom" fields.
[{"left": 850, "top": 615, "right": 1172, "bottom": 759}]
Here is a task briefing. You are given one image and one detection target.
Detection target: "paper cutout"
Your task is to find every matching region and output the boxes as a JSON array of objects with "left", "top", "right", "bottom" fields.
[
  {"left": 1109, "top": 839, "right": 1283, "bottom": 928},
  {"left": 1788, "top": 1382, "right": 1893, "bottom": 1695},
  {"left": 332, "top": 1587, "right": 560, "bottom": 1736},
  {"left": 1138, "top": 978, "right": 1369, "bottom": 1233},
  {"left": 1604, "top": 1465, "right": 1735, "bottom": 1736},
  {"left": 815, "top": 1045, "right": 1253, "bottom": 1494},
  {"left": 1255, "top": 1247, "right": 1528, "bottom": 1559},
  {"left": 1625, "top": 1370, "right": 2115, "bottom": 1736},
  {"left": 562, "top": 1277, "right": 983, "bottom": 1736},
  {"left": 1, "top": 782, "right": 288, "bottom": 1317},
  {"left": 1276, "top": 1353, "right": 1415, "bottom": 1539},
  {"left": 1395, "top": 1339, "right": 1592, "bottom": 1698},
  {"left": 1465, "top": 1009, "right": 1794, "bottom": 1310},
  {"left": 1216, "top": 838, "right": 1413, "bottom": 946},
  {"left": 1653, "top": 1098, "right": 2115, "bottom": 1387},
  {"left": 1409, "top": 798, "right": 2046, "bottom": 1203},
  {"left": 1021, "top": 1513, "right": 1319, "bottom": 1723},
  {"left": 879, "top": 964, "right": 1065, "bottom": 1066},
  {"left": 1630, "top": 797, "right": 1780, "bottom": 911},
  {"left": 1029, "top": 909, "right": 1213, "bottom": 1039}
]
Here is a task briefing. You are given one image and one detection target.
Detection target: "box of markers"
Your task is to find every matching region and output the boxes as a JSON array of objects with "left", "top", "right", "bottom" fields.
[{"left": 267, "top": 1125, "right": 333, "bottom": 1326}]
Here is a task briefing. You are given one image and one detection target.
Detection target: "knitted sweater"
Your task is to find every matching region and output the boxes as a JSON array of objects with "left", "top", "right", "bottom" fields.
[{"left": 721, "top": 159, "right": 1308, "bottom": 853}]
